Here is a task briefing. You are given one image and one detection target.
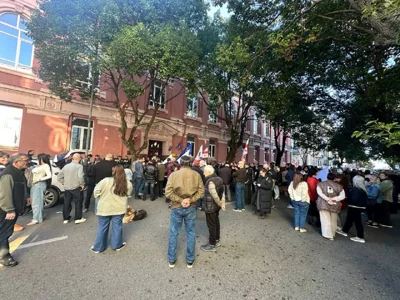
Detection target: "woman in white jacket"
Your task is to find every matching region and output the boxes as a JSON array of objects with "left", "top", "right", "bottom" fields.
[{"left": 288, "top": 173, "right": 310, "bottom": 232}]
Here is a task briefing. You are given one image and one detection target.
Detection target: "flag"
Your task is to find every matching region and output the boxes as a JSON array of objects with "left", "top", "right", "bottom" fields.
[
  {"left": 241, "top": 139, "right": 249, "bottom": 161},
  {"left": 194, "top": 145, "right": 203, "bottom": 162},
  {"left": 177, "top": 143, "right": 193, "bottom": 163},
  {"left": 202, "top": 144, "right": 209, "bottom": 158},
  {"left": 176, "top": 142, "right": 182, "bottom": 150},
  {"left": 316, "top": 167, "right": 329, "bottom": 182},
  {"left": 162, "top": 154, "right": 173, "bottom": 164}
]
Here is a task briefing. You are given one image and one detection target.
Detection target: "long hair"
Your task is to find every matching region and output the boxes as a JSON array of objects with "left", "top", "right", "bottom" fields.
[
  {"left": 112, "top": 165, "right": 128, "bottom": 196},
  {"left": 352, "top": 175, "right": 366, "bottom": 193},
  {"left": 293, "top": 173, "right": 303, "bottom": 190},
  {"left": 336, "top": 174, "right": 349, "bottom": 191},
  {"left": 37, "top": 153, "right": 52, "bottom": 187}
]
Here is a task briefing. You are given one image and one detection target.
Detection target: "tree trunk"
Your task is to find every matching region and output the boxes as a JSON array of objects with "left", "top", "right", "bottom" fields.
[{"left": 226, "top": 130, "right": 240, "bottom": 163}]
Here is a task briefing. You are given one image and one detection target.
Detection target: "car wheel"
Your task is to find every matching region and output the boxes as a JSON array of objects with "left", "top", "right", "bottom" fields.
[{"left": 44, "top": 187, "right": 60, "bottom": 208}]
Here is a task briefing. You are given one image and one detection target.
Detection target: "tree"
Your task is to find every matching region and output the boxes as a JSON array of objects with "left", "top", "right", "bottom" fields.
[
  {"left": 197, "top": 35, "right": 262, "bottom": 162},
  {"left": 104, "top": 24, "right": 199, "bottom": 158},
  {"left": 27, "top": 0, "right": 204, "bottom": 158},
  {"left": 353, "top": 121, "right": 400, "bottom": 148}
]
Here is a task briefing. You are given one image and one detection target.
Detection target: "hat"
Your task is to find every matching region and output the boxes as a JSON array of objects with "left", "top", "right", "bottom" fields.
[{"left": 180, "top": 156, "right": 191, "bottom": 164}]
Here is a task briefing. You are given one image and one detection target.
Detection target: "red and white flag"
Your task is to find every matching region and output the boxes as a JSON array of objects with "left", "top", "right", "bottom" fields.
[
  {"left": 202, "top": 144, "right": 209, "bottom": 158},
  {"left": 194, "top": 145, "right": 203, "bottom": 162},
  {"left": 241, "top": 139, "right": 249, "bottom": 161}
]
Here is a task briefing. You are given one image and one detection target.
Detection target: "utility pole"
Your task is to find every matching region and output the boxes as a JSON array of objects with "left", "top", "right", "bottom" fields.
[{"left": 85, "top": 64, "right": 95, "bottom": 156}]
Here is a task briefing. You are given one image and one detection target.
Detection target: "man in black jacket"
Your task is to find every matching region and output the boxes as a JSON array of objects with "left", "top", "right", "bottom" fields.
[
  {"left": 0, "top": 153, "right": 31, "bottom": 267},
  {"left": 143, "top": 160, "right": 158, "bottom": 201},
  {"left": 91, "top": 154, "right": 115, "bottom": 212},
  {"left": 219, "top": 163, "right": 232, "bottom": 202},
  {"left": 200, "top": 165, "right": 225, "bottom": 252},
  {"left": 93, "top": 153, "right": 115, "bottom": 184}
]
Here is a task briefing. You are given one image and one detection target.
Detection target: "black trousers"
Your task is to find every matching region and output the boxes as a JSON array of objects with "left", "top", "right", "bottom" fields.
[
  {"left": 343, "top": 207, "right": 364, "bottom": 238},
  {"left": 85, "top": 184, "right": 95, "bottom": 209},
  {"left": 244, "top": 184, "right": 252, "bottom": 205},
  {"left": 64, "top": 188, "right": 83, "bottom": 221},
  {"left": 0, "top": 209, "right": 18, "bottom": 259},
  {"left": 366, "top": 204, "right": 378, "bottom": 223},
  {"left": 379, "top": 201, "right": 392, "bottom": 226},
  {"left": 205, "top": 209, "right": 220, "bottom": 245},
  {"left": 156, "top": 181, "right": 164, "bottom": 198}
]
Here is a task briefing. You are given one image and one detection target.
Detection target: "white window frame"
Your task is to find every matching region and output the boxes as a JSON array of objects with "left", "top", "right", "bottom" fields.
[
  {"left": 70, "top": 118, "right": 94, "bottom": 151},
  {"left": 0, "top": 13, "right": 34, "bottom": 72},
  {"left": 187, "top": 136, "right": 195, "bottom": 156},
  {"left": 209, "top": 140, "right": 216, "bottom": 158},
  {"left": 264, "top": 122, "right": 270, "bottom": 137},
  {"left": 208, "top": 110, "right": 217, "bottom": 123},
  {"left": 253, "top": 118, "right": 258, "bottom": 134},
  {"left": 0, "top": 105, "right": 23, "bottom": 148},
  {"left": 149, "top": 82, "right": 166, "bottom": 109},
  {"left": 186, "top": 96, "right": 198, "bottom": 118}
]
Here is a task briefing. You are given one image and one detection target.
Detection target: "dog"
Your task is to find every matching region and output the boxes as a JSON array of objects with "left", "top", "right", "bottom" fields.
[{"left": 123, "top": 205, "right": 148, "bottom": 224}]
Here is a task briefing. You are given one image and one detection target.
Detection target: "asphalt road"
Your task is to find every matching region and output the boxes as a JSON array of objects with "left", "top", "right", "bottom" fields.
[{"left": 1, "top": 196, "right": 399, "bottom": 300}]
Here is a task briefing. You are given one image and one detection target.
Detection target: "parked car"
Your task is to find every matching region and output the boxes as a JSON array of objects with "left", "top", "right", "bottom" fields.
[
  {"left": 30, "top": 159, "right": 64, "bottom": 208},
  {"left": 30, "top": 150, "right": 85, "bottom": 208}
]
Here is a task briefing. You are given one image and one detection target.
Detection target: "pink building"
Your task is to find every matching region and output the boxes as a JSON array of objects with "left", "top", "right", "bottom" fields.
[{"left": 0, "top": 0, "right": 292, "bottom": 164}]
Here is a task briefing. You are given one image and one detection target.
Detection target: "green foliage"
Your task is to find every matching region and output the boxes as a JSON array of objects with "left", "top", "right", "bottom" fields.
[
  {"left": 27, "top": 0, "right": 205, "bottom": 158},
  {"left": 353, "top": 120, "right": 400, "bottom": 148}
]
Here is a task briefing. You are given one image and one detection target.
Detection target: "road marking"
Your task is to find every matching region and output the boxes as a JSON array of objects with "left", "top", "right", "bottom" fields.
[
  {"left": 10, "top": 235, "right": 30, "bottom": 253},
  {"left": 31, "top": 234, "right": 39, "bottom": 242},
  {"left": 14, "top": 236, "right": 68, "bottom": 251}
]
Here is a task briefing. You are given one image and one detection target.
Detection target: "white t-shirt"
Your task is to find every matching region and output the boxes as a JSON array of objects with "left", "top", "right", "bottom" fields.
[{"left": 124, "top": 168, "right": 133, "bottom": 181}]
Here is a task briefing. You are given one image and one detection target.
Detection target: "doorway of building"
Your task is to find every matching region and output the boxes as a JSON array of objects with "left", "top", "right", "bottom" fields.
[{"left": 148, "top": 140, "right": 163, "bottom": 158}]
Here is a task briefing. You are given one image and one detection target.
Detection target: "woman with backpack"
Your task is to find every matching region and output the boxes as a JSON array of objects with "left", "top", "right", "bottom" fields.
[
  {"left": 91, "top": 165, "right": 133, "bottom": 253},
  {"left": 27, "top": 153, "right": 52, "bottom": 226}
]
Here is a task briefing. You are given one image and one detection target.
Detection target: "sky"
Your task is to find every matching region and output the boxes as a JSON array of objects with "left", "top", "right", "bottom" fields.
[{"left": 208, "top": 1, "right": 231, "bottom": 19}]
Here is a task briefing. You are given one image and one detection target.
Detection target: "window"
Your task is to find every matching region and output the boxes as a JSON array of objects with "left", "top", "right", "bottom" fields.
[
  {"left": 149, "top": 82, "right": 165, "bottom": 109},
  {"left": 186, "top": 97, "right": 198, "bottom": 118},
  {"left": 208, "top": 110, "right": 217, "bottom": 123},
  {"left": 227, "top": 99, "right": 236, "bottom": 119},
  {"left": 253, "top": 118, "right": 258, "bottom": 134},
  {"left": 209, "top": 140, "right": 216, "bottom": 158},
  {"left": 264, "top": 148, "right": 269, "bottom": 163},
  {"left": 187, "top": 136, "right": 195, "bottom": 156},
  {"left": 0, "top": 13, "right": 34, "bottom": 71},
  {"left": 70, "top": 118, "right": 93, "bottom": 151},
  {"left": 264, "top": 122, "right": 270, "bottom": 137},
  {"left": 0, "top": 105, "right": 23, "bottom": 148}
]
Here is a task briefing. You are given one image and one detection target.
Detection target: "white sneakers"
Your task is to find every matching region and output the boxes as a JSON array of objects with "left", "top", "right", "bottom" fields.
[
  {"left": 294, "top": 227, "right": 299, "bottom": 231},
  {"left": 75, "top": 218, "right": 86, "bottom": 224},
  {"left": 350, "top": 237, "right": 366, "bottom": 243},
  {"left": 336, "top": 230, "right": 348, "bottom": 237},
  {"left": 300, "top": 229, "right": 307, "bottom": 233}
]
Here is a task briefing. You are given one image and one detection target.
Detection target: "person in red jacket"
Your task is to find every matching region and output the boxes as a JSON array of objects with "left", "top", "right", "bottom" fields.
[{"left": 307, "top": 168, "right": 320, "bottom": 227}]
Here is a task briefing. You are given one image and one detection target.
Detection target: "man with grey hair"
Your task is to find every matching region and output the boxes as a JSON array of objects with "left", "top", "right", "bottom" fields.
[
  {"left": 0, "top": 153, "right": 31, "bottom": 267},
  {"left": 165, "top": 156, "right": 204, "bottom": 269},
  {"left": 58, "top": 153, "right": 86, "bottom": 224},
  {"left": 201, "top": 165, "right": 225, "bottom": 252}
]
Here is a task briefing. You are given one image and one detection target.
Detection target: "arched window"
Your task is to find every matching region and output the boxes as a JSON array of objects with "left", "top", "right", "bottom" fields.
[{"left": 0, "top": 13, "right": 33, "bottom": 70}]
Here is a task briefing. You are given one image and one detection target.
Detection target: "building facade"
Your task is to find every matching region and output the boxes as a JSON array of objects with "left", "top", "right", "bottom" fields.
[{"left": 0, "top": 0, "right": 292, "bottom": 165}]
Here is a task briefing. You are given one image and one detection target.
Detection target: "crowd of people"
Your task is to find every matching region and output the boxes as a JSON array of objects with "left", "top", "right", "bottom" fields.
[{"left": 0, "top": 149, "right": 399, "bottom": 269}]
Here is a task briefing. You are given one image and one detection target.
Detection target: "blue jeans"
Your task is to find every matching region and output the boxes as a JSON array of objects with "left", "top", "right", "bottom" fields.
[
  {"left": 168, "top": 206, "right": 196, "bottom": 263},
  {"left": 293, "top": 201, "right": 309, "bottom": 229},
  {"left": 235, "top": 182, "right": 245, "bottom": 210},
  {"left": 134, "top": 176, "right": 144, "bottom": 198},
  {"left": 93, "top": 214, "right": 124, "bottom": 251},
  {"left": 143, "top": 181, "right": 155, "bottom": 200},
  {"left": 31, "top": 181, "right": 46, "bottom": 222}
]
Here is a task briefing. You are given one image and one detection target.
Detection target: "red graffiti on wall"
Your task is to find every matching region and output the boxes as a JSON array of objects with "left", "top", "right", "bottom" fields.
[{"left": 44, "top": 116, "right": 68, "bottom": 153}]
